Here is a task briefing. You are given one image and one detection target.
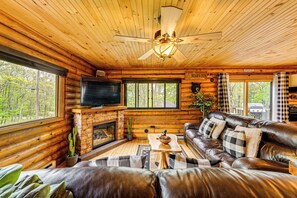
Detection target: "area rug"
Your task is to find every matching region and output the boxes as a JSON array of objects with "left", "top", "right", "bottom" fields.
[{"left": 136, "top": 145, "right": 188, "bottom": 171}]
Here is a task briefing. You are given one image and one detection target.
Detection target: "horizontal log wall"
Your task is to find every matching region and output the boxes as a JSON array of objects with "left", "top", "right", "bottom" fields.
[
  {"left": 106, "top": 70, "right": 217, "bottom": 139},
  {"left": 0, "top": 13, "right": 96, "bottom": 170},
  {"left": 106, "top": 69, "right": 297, "bottom": 138}
]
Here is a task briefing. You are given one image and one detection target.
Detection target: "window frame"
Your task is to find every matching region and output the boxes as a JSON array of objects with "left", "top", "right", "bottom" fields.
[
  {"left": 123, "top": 79, "right": 180, "bottom": 109},
  {"left": 0, "top": 46, "right": 66, "bottom": 133},
  {"left": 229, "top": 75, "right": 273, "bottom": 118}
]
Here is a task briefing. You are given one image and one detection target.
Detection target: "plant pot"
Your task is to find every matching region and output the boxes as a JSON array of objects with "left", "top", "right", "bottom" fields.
[
  {"left": 66, "top": 154, "right": 78, "bottom": 167},
  {"left": 127, "top": 133, "right": 133, "bottom": 141}
]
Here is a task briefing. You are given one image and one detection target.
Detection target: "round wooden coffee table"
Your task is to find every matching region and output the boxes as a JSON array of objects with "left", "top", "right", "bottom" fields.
[{"left": 148, "top": 134, "right": 182, "bottom": 169}]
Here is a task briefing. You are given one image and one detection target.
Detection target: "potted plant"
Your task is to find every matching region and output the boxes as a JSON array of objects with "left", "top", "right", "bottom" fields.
[
  {"left": 126, "top": 117, "right": 133, "bottom": 141},
  {"left": 189, "top": 90, "right": 216, "bottom": 118},
  {"left": 66, "top": 126, "right": 78, "bottom": 167}
]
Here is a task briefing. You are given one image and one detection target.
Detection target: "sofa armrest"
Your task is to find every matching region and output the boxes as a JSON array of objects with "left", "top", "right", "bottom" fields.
[
  {"left": 232, "top": 157, "right": 289, "bottom": 173},
  {"left": 184, "top": 122, "right": 200, "bottom": 132}
]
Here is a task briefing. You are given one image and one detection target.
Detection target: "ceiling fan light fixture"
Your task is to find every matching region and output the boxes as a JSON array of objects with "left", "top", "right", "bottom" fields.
[{"left": 153, "top": 42, "right": 177, "bottom": 61}]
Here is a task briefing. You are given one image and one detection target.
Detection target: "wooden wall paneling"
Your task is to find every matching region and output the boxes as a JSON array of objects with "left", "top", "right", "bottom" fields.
[
  {"left": 0, "top": 15, "right": 96, "bottom": 170},
  {"left": 107, "top": 69, "right": 214, "bottom": 139}
]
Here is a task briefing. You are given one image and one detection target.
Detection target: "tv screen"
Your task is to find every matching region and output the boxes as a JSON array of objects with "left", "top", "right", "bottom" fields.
[{"left": 80, "top": 76, "right": 121, "bottom": 107}]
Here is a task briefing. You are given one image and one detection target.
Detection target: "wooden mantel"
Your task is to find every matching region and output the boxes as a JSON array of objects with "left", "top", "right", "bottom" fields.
[
  {"left": 72, "top": 106, "right": 127, "bottom": 155},
  {"left": 72, "top": 106, "right": 127, "bottom": 114}
]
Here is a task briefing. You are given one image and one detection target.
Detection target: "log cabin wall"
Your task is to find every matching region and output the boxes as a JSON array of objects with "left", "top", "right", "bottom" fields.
[
  {"left": 106, "top": 69, "right": 297, "bottom": 138},
  {"left": 106, "top": 70, "right": 216, "bottom": 138},
  {"left": 0, "top": 13, "right": 96, "bottom": 170},
  {"left": 106, "top": 69, "right": 214, "bottom": 138}
]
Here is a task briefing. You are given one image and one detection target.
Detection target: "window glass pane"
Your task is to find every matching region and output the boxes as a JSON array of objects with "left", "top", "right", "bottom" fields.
[
  {"left": 166, "top": 83, "right": 177, "bottom": 107},
  {"left": 152, "top": 83, "right": 164, "bottom": 107},
  {"left": 126, "top": 83, "right": 135, "bottom": 107},
  {"left": 0, "top": 60, "right": 57, "bottom": 126},
  {"left": 229, "top": 82, "right": 244, "bottom": 116},
  {"left": 248, "top": 82, "right": 271, "bottom": 120},
  {"left": 138, "top": 83, "right": 148, "bottom": 107},
  {"left": 125, "top": 81, "right": 179, "bottom": 109}
]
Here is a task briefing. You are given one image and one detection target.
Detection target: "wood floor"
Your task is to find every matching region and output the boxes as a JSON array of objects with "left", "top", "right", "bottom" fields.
[{"left": 90, "top": 139, "right": 196, "bottom": 161}]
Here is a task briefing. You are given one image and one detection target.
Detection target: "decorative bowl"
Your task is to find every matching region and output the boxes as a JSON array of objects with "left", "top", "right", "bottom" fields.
[{"left": 159, "top": 135, "right": 171, "bottom": 144}]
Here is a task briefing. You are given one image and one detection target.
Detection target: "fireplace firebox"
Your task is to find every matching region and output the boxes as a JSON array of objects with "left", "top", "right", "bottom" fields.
[{"left": 93, "top": 122, "right": 116, "bottom": 149}]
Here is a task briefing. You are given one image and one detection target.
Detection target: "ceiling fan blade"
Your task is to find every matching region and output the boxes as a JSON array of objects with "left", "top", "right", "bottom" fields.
[
  {"left": 138, "top": 49, "right": 154, "bottom": 60},
  {"left": 173, "top": 49, "right": 186, "bottom": 62},
  {"left": 161, "top": 6, "right": 183, "bottom": 37},
  {"left": 178, "top": 32, "right": 222, "bottom": 44},
  {"left": 114, "top": 35, "right": 151, "bottom": 43}
]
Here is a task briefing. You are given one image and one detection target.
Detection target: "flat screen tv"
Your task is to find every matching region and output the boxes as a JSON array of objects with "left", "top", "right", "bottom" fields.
[{"left": 80, "top": 75, "right": 121, "bottom": 107}]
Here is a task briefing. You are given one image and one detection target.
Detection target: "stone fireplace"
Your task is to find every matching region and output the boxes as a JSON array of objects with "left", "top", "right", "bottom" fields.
[
  {"left": 92, "top": 121, "right": 116, "bottom": 149},
  {"left": 72, "top": 106, "right": 127, "bottom": 155}
]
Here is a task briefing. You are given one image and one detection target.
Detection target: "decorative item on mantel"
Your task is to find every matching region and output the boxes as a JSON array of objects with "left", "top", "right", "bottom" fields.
[
  {"left": 126, "top": 117, "right": 133, "bottom": 141},
  {"left": 66, "top": 126, "right": 79, "bottom": 167},
  {"left": 189, "top": 90, "right": 217, "bottom": 118},
  {"left": 158, "top": 129, "right": 171, "bottom": 144}
]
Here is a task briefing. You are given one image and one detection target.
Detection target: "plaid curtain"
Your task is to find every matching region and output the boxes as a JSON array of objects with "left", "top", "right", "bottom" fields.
[
  {"left": 218, "top": 73, "right": 230, "bottom": 113},
  {"left": 276, "top": 72, "right": 289, "bottom": 122}
]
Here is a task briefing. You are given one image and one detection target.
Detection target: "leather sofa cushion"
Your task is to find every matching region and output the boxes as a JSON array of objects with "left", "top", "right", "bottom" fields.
[
  {"left": 193, "top": 137, "right": 222, "bottom": 152},
  {"left": 232, "top": 157, "right": 289, "bottom": 173},
  {"left": 209, "top": 111, "right": 228, "bottom": 120},
  {"left": 225, "top": 115, "right": 253, "bottom": 128},
  {"left": 205, "top": 148, "right": 235, "bottom": 168},
  {"left": 156, "top": 168, "right": 297, "bottom": 198},
  {"left": 261, "top": 122, "right": 297, "bottom": 148},
  {"left": 260, "top": 142, "right": 297, "bottom": 163},
  {"left": 22, "top": 167, "right": 157, "bottom": 198},
  {"left": 247, "top": 119, "right": 268, "bottom": 128}
]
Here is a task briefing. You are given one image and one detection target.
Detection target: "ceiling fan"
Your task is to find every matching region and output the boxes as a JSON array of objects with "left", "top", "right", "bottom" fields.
[{"left": 114, "top": 6, "right": 222, "bottom": 62}]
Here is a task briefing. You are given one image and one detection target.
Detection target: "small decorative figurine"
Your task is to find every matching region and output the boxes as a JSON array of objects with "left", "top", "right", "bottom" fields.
[
  {"left": 159, "top": 129, "right": 171, "bottom": 144},
  {"left": 161, "top": 129, "right": 167, "bottom": 136}
]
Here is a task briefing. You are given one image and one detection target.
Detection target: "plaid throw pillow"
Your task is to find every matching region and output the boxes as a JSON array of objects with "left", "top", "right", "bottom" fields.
[
  {"left": 96, "top": 155, "right": 146, "bottom": 168},
  {"left": 223, "top": 129, "right": 246, "bottom": 158},
  {"left": 168, "top": 154, "right": 221, "bottom": 169},
  {"left": 199, "top": 118, "right": 216, "bottom": 138}
]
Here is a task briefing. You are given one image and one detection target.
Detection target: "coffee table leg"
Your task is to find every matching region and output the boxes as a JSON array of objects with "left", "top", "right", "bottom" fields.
[{"left": 159, "top": 152, "right": 169, "bottom": 169}]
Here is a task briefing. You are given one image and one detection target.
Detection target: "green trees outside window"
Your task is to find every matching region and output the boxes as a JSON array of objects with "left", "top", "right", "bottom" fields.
[
  {"left": 124, "top": 81, "right": 179, "bottom": 109},
  {"left": 0, "top": 60, "right": 57, "bottom": 126}
]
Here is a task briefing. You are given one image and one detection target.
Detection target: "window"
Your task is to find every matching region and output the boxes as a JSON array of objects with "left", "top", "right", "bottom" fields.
[
  {"left": 0, "top": 47, "right": 67, "bottom": 127},
  {"left": 229, "top": 77, "right": 272, "bottom": 120},
  {"left": 124, "top": 80, "right": 180, "bottom": 109}
]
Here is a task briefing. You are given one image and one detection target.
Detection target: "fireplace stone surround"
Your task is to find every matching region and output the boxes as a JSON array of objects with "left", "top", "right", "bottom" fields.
[{"left": 72, "top": 106, "right": 127, "bottom": 155}]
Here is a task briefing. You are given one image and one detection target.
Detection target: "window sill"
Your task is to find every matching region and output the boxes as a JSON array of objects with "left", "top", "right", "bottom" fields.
[{"left": 0, "top": 117, "right": 65, "bottom": 135}]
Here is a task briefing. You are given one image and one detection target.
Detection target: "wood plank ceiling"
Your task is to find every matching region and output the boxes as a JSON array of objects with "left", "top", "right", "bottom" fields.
[{"left": 1, "top": 0, "right": 297, "bottom": 69}]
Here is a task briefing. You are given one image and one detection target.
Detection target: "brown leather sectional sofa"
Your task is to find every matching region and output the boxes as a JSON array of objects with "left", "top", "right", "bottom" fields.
[
  {"left": 184, "top": 111, "right": 297, "bottom": 172},
  {"left": 24, "top": 166, "right": 297, "bottom": 198}
]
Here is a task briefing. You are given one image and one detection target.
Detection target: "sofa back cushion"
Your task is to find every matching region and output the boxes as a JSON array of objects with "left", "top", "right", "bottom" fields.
[
  {"left": 156, "top": 168, "right": 297, "bottom": 198},
  {"left": 209, "top": 111, "right": 228, "bottom": 120},
  {"left": 260, "top": 142, "right": 297, "bottom": 163},
  {"left": 22, "top": 167, "right": 157, "bottom": 198},
  {"left": 225, "top": 115, "right": 253, "bottom": 128},
  {"left": 261, "top": 122, "right": 297, "bottom": 149}
]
